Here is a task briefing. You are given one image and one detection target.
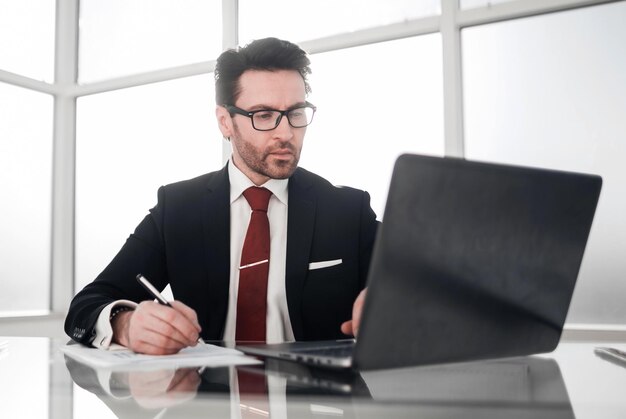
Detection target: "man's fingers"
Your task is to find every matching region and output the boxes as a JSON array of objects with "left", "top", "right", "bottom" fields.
[
  {"left": 170, "top": 300, "right": 202, "bottom": 331},
  {"left": 341, "top": 288, "right": 368, "bottom": 337},
  {"left": 351, "top": 289, "right": 366, "bottom": 337},
  {"left": 130, "top": 337, "right": 185, "bottom": 355},
  {"left": 132, "top": 302, "right": 192, "bottom": 346},
  {"left": 340, "top": 320, "right": 353, "bottom": 336},
  {"left": 128, "top": 321, "right": 190, "bottom": 353},
  {"left": 129, "top": 301, "right": 201, "bottom": 353},
  {"left": 150, "top": 307, "right": 199, "bottom": 345}
]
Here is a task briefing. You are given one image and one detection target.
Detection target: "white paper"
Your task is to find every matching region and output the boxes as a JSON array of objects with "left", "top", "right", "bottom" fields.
[{"left": 60, "top": 342, "right": 261, "bottom": 370}]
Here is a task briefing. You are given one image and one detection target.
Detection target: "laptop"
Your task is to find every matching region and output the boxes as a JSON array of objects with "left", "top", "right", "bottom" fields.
[{"left": 239, "top": 153, "right": 602, "bottom": 370}]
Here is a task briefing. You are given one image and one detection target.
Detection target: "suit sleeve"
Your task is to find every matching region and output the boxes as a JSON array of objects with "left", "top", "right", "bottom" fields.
[{"left": 64, "top": 187, "right": 170, "bottom": 345}]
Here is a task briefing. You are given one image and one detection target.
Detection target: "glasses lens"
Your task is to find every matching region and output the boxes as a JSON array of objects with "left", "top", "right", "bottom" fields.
[
  {"left": 252, "top": 110, "right": 281, "bottom": 130},
  {"left": 287, "top": 106, "right": 315, "bottom": 128}
]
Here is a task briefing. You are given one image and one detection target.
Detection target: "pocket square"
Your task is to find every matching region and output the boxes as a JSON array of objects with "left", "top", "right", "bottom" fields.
[{"left": 308, "top": 259, "right": 343, "bottom": 270}]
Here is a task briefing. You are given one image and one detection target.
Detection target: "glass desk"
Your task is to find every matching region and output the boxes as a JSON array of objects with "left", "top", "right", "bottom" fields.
[{"left": 0, "top": 337, "right": 624, "bottom": 418}]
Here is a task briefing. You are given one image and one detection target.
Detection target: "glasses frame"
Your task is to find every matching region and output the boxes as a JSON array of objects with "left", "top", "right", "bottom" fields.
[{"left": 224, "top": 102, "right": 317, "bottom": 131}]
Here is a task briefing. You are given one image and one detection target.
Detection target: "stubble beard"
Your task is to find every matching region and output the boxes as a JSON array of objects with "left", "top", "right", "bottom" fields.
[{"left": 232, "top": 125, "right": 300, "bottom": 180}]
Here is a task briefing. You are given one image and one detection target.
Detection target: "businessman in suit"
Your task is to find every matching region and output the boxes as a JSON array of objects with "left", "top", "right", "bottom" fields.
[{"left": 65, "top": 37, "right": 378, "bottom": 355}]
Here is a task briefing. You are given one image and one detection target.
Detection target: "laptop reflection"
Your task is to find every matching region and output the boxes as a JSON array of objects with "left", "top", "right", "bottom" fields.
[{"left": 64, "top": 354, "right": 573, "bottom": 419}]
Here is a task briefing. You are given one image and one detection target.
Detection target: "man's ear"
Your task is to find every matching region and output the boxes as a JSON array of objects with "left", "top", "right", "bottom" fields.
[{"left": 216, "top": 106, "right": 233, "bottom": 139}]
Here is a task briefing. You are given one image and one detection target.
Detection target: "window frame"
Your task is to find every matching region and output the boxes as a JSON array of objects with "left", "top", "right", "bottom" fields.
[{"left": 0, "top": 0, "right": 622, "bottom": 337}]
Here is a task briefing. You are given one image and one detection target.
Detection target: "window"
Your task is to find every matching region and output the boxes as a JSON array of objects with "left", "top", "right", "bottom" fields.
[
  {"left": 1, "top": 0, "right": 624, "bottom": 331},
  {"left": 463, "top": 1, "right": 626, "bottom": 324},
  {"left": 0, "top": 82, "right": 52, "bottom": 313},
  {"left": 78, "top": 0, "right": 222, "bottom": 83},
  {"left": 461, "top": 0, "right": 520, "bottom": 9},
  {"left": 75, "top": 74, "right": 221, "bottom": 290},
  {"left": 0, "top": 0, "right": 55, "bottom": 82},
  {"left": 239, "top": 0, "right": 440, "bottom": 45},
  {"left": 301, "top": 36, "right": 444, "bottom": 218}
]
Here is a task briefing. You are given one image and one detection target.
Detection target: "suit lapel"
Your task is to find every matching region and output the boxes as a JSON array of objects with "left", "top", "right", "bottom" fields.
[
  {"left": 286, "top": 169, "right": 316, "bottom": 340},
  {"left": 202, "top": 164, "right": 231, "bottom": 338}
]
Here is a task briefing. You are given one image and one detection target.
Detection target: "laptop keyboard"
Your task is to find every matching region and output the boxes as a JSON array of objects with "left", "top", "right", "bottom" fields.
[{"left": 291, "top": 341, "right": 355, "bottom": 358}]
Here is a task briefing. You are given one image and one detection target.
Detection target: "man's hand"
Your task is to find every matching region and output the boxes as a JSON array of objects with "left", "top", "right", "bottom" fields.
[
  {"left": 340, "top": 288, "right": 367, "bottom": 337},
  {"left": 112, "top": 300, "right": 202, "bottom": 355}
]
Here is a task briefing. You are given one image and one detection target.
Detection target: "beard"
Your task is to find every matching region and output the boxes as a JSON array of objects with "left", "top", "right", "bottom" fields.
[{"left": 231, "top": 124, "right": 301, "bottom": 180}]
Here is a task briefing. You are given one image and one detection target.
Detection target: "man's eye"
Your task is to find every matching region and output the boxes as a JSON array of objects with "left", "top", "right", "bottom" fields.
[
  {"left": 290, "top": 110, "right": 304, "bottom": 118},
  {"left": 255, "top": 111, "right": 274, "bottom": 120}
]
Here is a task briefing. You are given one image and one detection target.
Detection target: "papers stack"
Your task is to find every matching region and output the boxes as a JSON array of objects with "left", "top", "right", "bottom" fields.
[{"left": 60, "top": 342, "right": 261, "bottom": 370}]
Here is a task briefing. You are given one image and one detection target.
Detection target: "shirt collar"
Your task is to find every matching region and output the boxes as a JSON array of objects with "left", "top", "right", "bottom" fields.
[{"left": 228, "top": 158, "right": 289, "bottom": 205}]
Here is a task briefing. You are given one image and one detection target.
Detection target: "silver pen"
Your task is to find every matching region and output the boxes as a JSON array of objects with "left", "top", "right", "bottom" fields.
[{"left": 136, "top": 274, "right": 209, "bottom": 349}]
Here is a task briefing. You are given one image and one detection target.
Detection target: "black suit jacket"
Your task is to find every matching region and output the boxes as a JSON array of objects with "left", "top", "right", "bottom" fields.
[{"left": 65, "top": 164, "right": 379, "bottom": 344}]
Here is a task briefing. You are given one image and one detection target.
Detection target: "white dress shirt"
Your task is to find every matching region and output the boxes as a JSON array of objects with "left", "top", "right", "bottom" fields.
[
  {"left": 223, "top": 159, "right": 295, "bottom": 343},
  {"left": 93, "top": 159, "right": 294, "bottom": 349}
]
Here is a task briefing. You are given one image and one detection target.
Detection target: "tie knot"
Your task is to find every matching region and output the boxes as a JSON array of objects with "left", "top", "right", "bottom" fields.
[{"left": 243, "top": 187, "right": 272, "bottom": 212}]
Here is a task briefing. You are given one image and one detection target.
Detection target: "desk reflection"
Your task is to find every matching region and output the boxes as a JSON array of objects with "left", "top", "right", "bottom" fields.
[
  {"left": 65, "top": 355, "right": 369, "bottom": 418},
  {"left": 64, "top": 354, "right": 574, "bottom": 419}
]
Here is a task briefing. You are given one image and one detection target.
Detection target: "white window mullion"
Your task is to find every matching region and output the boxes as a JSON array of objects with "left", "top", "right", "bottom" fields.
[
  {"left": 51, "top": 0, "right": 79, "bottom": 314},
  {"left": 457, "top": 0, "right": 619, "bottom": 27},
  {"left": 221, "top": 0, "right": 239, "bottom": 165},
  {"left": 0, "top": 69, "right": 58, "bottom": 95},
  {"left": 441, "top": 0, "right": 465, "bottom": 157}
]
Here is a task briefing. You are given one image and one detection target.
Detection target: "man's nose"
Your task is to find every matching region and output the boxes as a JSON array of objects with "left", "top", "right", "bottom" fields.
[{"left": 272, "top": 114, "right": 295, "bottom": 140}]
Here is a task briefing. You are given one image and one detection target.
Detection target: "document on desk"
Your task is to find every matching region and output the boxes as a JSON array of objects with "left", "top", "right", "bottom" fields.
[{"left": 60, "top": 342, "right": 261, "bottom": 370}]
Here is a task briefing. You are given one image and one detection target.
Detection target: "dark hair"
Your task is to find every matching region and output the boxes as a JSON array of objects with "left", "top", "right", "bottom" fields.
[{"left": 214, "top": 37, "right": 312, "bottom": 106}]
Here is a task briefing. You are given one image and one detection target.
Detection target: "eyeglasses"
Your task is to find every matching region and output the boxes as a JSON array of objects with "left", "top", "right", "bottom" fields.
[{"left": 224, "top": 102, "right": 316, "bottom": 131}]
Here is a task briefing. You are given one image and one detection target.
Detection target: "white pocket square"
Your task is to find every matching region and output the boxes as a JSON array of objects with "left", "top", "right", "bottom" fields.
[{"left": 308, "top": 259, "right": 343, "bottom": 270}]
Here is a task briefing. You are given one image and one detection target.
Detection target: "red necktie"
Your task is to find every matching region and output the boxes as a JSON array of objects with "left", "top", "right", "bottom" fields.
[{"left": 236, "top": 186, "right": 272, "bottom": 342}]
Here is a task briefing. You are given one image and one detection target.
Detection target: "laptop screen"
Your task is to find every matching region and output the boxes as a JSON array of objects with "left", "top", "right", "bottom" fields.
[{"left": 354, "top": 154, "right": 601, "bottom": 369}]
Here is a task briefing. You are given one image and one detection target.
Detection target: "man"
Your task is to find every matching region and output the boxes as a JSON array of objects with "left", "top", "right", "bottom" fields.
[{"left": 65, "top": 37, "right": 378, "bottom": 355}]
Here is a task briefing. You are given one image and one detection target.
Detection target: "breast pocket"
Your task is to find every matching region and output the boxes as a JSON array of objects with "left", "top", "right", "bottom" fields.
[{"left": 308, "top": 259, "right": 343, "bottom": 271}]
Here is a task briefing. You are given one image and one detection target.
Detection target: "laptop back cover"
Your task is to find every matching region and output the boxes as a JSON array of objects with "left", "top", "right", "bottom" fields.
[{"left": 354, "top": 154, "right": 601, "bottom": 370}]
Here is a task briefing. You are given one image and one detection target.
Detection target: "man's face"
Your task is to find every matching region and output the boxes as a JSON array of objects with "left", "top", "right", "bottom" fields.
[{"left": 217, "top": 69, "right": 308, "bottom": 185}]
